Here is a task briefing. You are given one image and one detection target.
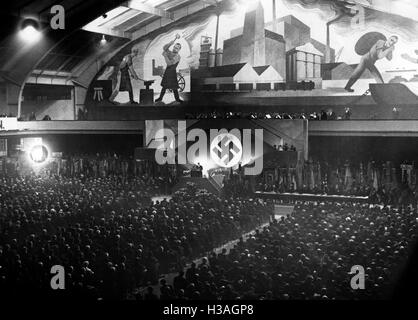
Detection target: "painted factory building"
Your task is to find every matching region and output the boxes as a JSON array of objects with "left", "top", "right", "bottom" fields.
[
  {"left": 193, "top": 63, "right": 283, "bottom": 91},
  {"left": 286, "top": 43, "right": 324, "bottom": 87},
  {"left": 192, "top": 0, "right": 335, "bottom": 91},
  {"left": 222, "top": 1, "right": 287, "bottom": 80}
]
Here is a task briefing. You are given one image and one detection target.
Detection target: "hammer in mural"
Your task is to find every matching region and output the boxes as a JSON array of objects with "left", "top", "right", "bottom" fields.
[
  {"left": 344, "top": 32, "right": 398, "bottom": 92},
  {"left": 155, "top": 33, "right": 184, "bottom": 104},
  {"left": 109, "top": 47, "right": 140, "bottom": 104}
]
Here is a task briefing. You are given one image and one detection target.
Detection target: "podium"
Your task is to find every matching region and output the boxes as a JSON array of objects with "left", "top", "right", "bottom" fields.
[{"left": 191, "top": 169, "right": 202, "bottom": 178}]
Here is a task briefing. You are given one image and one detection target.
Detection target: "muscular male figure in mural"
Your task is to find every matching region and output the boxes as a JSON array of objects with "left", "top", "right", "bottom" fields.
[
  {"left": 109, "top": 48, "right": 140, "bottom": 104},
  {"left": 345, "top": 36, "right": 398, "bottom": 92},
  {"left": 155, "top": 34, "right": 183, "bottom": 103}
]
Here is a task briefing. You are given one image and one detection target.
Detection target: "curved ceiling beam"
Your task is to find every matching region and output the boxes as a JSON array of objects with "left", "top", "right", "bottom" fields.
[
  {"left": 123, "top": 0, "right": 175, "bottom": 20},
  {"left": 0, "top": 0, "right": 127, "bottom": 88}
]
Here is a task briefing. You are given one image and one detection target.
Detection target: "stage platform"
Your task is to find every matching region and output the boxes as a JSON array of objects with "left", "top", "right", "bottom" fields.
[
  {"left": 3, "top": 120, "right": 418, "bottom": 139},
  {"left": 88, "top": 104, "right": 189, "bottom": 120},
  {"left": 0, "top": 120, "right": 144, "bottom": 136},
  {"left": 86, "top": 83, "right": 418, "bottom": 120},
  {"left": 255, "top": 191, "right": 369, "bottom": 203},
  {"left": 87, "top": 99, "right": 375, "bottom": 121},
  {"left": 88, "top": 102, "right": 418, "bottom": 121},
  {"left": 191, "top": 88, "right": 376, "bottom": 107},
  {"left": 172, "top": 177, "right": 222, "bottom": 195}
]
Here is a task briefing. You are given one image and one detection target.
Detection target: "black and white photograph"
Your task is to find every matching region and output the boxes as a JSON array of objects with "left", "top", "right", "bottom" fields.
[{"left": 1, "top": 0, "right": 418, "bottom": 314}]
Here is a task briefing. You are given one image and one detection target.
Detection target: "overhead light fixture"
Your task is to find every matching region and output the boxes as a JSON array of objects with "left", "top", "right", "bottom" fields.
[
  {"left": 20, "top": 18, "right": 41, "bottom": 43},
  {"left": 100, "top": 35, "right": 107, "bottom": 45}
]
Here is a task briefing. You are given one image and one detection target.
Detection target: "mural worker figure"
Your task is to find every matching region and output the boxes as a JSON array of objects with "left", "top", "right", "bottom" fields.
[
  {"left": 109, "top": 48, "right": 140, "bottom": 104},
  {"left": 155, "top": 33, "right": 183, "bottom": 103},
  {"left": 345, "top": 35, "right": 398, "bottom": 92}
]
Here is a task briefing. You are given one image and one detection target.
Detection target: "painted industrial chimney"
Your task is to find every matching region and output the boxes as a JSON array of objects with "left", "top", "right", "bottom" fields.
[
  {"left": 325, "top": 23, "right": 331, "bottom": 63},
  {"left": 272, "top": 0, "right": 277, "bottom": 33},
  {"left": 325, "top": 2, "right": 357, "bottom": 63},
  {"left": 199, "top": 36, "right": 212, "bottom": 68},
  {"left": 215, "top": 48, "right": 223, "bottom": 67},
  {"left": 240, "top": 0, "right": 266, "bottom": 67},
  {"left": 208, "top": 49, "right": 216, "bottom": 67}
]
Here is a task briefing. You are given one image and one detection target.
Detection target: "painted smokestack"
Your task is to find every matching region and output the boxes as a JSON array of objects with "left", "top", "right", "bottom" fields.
[
  {"left": 240, "top": 0, "right": 266, "bottom": 67},
  {"left": 216, "top": 48, "right": 223, "bottom": 66},
  {"left": 272, "top": 0, "right": 277, "bottom": 33},
  {"left": 208, "top": 49, "right": 216, "bottom": 67},
  {"left": 326, "top": 23, "right": 331, "bottom": 63},
  {"left": 325, "top": 14, "right": 344, "bottom": 63},
  {"left": 199, "top": 36, "right": 212, "bottom": 68}
]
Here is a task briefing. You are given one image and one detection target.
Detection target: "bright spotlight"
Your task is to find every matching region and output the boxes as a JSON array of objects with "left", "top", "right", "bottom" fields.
[
  {"left": 29, "top": 144, "right": 49, "bottom": 164},
  {"left": 100, "top": 35, "right": 107, "bottom": 46},
  {"left": 19, "top": 19, "right": 41, "bottom": 43}
]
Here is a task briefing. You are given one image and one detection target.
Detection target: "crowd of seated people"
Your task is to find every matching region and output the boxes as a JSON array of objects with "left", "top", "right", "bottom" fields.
[
  {"left": 2, "top": 150, "right": 417, "bottom": 300},
  {"left": 1, "top": 153, "right": 174, "bottom": 186},
  {"left": 255, "top": 159, "right": 418, "bottom": 205},
  {"left": 50, "top": 153, "right": 154, "bottom": 180},
  {"left": 8, "top": 110, "right": 348, "bottom": 121},
  {"left": 184, "top": 109, "right": 351, "bottom": 121},
  {"left": 140, "top": 200, "right": 417, "bottom": 300},
  {"left": 0, "top": 177, "right": 271, "bottom": 300}
]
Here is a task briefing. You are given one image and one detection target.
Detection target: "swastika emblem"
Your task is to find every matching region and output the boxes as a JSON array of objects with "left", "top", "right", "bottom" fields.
[{"left": 210, "top": 133, "right": 243, "bottom": 168}]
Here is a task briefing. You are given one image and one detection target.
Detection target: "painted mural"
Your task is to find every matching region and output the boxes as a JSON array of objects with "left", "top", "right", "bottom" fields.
[{"left": 91, "top": 0, "right": 418, "bottom": 107}]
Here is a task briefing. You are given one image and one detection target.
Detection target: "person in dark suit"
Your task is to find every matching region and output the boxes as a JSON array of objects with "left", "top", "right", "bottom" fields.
[
  {"left": 155, "top": 34, "right": 183, "bottom": 103},
  {"left": 328, "top": 109, "right": 337, "bottom": 120}
]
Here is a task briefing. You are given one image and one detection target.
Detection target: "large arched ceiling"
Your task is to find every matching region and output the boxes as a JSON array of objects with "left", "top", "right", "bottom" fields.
[{"left": 0, "top": 0, "right": 221, "bottom": 88}]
